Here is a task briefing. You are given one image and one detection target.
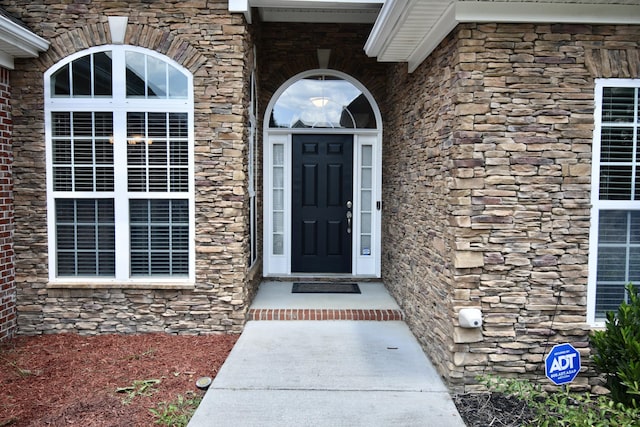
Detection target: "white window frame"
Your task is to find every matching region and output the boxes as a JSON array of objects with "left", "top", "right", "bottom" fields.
[
  {"left": 45, "top": 45, "right": 195, "bottom": 286},
  {"left": 587, "top": 78, "right": 640, "bottom": 325}
]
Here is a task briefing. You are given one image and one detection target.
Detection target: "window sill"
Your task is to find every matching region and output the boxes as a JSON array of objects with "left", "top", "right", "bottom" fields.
[{"left": 46, "top": 281, "right": 195, "bottom": 290}]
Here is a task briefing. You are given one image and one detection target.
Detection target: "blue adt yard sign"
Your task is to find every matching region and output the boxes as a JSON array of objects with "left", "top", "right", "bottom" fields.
[{"left": 545, "top": 343, "right": 581, "bottom": 386}]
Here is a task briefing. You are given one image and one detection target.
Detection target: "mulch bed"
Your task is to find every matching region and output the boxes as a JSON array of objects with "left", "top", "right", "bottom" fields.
[
  {"left": 454, "top": 392, "right": 537, "bottom": 427},
  {"left": 2, "top": 333, "right": 547, "bottom": 426},
  {"left": 0, "top": 333, "right": 237, "bottom": 426}
]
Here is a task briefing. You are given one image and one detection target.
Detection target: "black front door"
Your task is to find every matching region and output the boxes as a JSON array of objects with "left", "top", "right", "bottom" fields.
[{"left": 292, "top": 134, "right": 353, "bottom": 273}]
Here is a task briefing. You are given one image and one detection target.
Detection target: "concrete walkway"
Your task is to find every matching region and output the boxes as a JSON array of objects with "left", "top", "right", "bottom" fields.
[{"left": 188, "top": 282, "right": 466, "bottom": 427}]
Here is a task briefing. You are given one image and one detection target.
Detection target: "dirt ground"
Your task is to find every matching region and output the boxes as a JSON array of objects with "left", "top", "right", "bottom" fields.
[{"left": 0, "top": 333, "right": 237, "bottom": 426}]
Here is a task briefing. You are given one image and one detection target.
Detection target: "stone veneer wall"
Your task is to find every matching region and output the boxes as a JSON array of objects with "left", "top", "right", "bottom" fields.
[
  {"left": 0, "top": 67, "right": 15, "bottom": 340},
  {"left": 383, "top": 23, "right": 640, "bottom": 392},
  {"left": 383, "top": 29, "right": 461, "bottom": 387},
  {"left": 5, "top": 1, "right": 257, "bottom": 335}
]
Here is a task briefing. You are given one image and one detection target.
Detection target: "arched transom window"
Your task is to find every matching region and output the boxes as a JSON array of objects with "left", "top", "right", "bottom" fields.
[
  {"left": 269, "top": 74, "right": 377, "bottom": 129},
  {"left": 45, "top": 46, "right": 194, "bottom": 282}
]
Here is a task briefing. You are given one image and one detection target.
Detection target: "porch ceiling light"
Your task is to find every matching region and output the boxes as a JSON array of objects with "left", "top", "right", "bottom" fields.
[{"left": 310, "top": 96, "right": 329, "bottom": 107}]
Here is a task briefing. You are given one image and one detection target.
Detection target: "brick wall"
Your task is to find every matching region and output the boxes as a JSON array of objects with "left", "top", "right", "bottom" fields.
[
  {"left": 0, "top": 67, "right": 15, "bottom": 341},
  {"left": 5, "top": 1, "right": 257, "bottom": 335},
  {"left": 383, "top": 23, "right": 640, "bottom": 392}
]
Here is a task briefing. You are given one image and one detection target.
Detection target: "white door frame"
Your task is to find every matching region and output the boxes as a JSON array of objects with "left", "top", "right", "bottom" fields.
[{"left": 262, "top": 70, "right": 382, "bottom": 277}]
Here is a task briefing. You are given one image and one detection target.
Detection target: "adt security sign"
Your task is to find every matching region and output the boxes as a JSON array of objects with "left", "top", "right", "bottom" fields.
[{"left": 545, "top": 343, "right": 581, "bottom": 386}]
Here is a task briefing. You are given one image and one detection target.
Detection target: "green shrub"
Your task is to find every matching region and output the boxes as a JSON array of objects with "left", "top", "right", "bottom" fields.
[
  {"left": 591, "top": 283, "right": 640, "bottom": 409},
  {"left": 480, "top": 375, "right": 640, "bottom": 427}
]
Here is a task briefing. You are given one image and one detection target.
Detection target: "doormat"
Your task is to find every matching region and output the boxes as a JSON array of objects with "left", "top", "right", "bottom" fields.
[{"left": 292, "top": 282, "right": 361, "bottom": 294}]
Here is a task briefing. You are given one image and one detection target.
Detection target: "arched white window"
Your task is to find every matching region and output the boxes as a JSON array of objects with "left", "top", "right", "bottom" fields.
[
  {"left": 269, "top": 73, "right": 377, "bottom": 129},
  {"left": 45, "top": 46, "right": 194, "bottom": 283}
]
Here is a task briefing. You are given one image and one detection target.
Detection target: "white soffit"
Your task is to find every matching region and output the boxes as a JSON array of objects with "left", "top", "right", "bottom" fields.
[
  {"left": 230, "top": 0, "right": 384, "bottom": 23},
  {"left": 259, "top": 7, "right": 381, "bottom": 22},
  {"left": 0, "top": 13, "right": 49, "bottom": 69},
  {"left": 365, "top": 0, "right": 640, "bottom": 73}
]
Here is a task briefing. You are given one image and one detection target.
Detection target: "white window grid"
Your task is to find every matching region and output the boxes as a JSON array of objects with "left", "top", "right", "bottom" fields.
[{"left": 45, "top": 45, "right": 195, "bottom": 283}]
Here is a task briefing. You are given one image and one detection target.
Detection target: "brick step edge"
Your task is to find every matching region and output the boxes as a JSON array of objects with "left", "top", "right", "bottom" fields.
[{"left": 248, "top": 308, "right": 404, "bottom": 321}]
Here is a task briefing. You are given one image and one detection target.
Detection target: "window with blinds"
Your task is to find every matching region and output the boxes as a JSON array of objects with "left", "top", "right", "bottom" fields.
[
  {"left": 126, "top": 112, "right": 189, "bottom": 192},
  {"left": 52, "top": 112, "right": 114, "bottom": 192},
  {"left": 591, "top": 81, "right": 640, "bottom": 320},
  {"left": 130, "top": 199, "right": 189, "bottom": 276},
  {"left": 599, "top": 87, "right": 640, "bottom": 201},
  {"left": 45, "top": 46, "right": 193, "bottom": 282},
  {"left": 56, "top": 199, "right": 115, "bottom": 276}
]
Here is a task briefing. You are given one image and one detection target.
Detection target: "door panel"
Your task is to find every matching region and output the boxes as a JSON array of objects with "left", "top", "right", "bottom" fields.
[
  {"left": 292, "top": 134, "right": 353, "bottom": 273},
  {"left": 302, "top": 164, "right": 317, "bottom": 206},
  {"left": 327, "top": 221, "right": 343, "bottom": 255},
  {"left": 302, "top": 220, "right": 317, "bottom": 255},
  {"left": 327, "top": 164, "right": 343, "bottom": 206}
]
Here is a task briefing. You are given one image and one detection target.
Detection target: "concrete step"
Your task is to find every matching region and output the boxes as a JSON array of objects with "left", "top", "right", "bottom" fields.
[
  {"left": 248, "top": 281, "right": 404, "bottom": 321},
  {"left": 248, "top": 307, "right": 404, "bottom": 321}
]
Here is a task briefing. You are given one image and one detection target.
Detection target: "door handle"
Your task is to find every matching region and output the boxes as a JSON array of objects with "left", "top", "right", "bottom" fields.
[{"left": 346, "top": 210, "right": 352, "bottom": 234}]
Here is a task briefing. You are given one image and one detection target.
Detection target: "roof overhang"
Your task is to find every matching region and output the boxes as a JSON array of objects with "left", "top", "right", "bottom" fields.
[
  {"left": 0, "top": 13, "right": 49, "bottom": 70},
  {"left": 365, "top": 0, "right": 640, "bottom": 72},
  {"left": 229, "top": 0, "right": 384, "bottom": 24}
]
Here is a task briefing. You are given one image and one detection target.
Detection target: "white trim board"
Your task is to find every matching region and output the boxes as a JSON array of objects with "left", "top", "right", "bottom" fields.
[{"left": 457, "top": 1, "right": 640, "bottom": 25}]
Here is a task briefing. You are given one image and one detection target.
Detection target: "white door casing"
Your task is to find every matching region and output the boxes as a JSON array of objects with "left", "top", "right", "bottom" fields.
[{"left": 262, "top": 70, "right": 382, "bottom": 277}]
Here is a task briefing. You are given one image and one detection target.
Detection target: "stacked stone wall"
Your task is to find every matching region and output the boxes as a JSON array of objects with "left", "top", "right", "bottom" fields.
[
  {"left": 0, "top": 67, "right": 15, "bottom": 341},
  {"left": 383, "top": 23, "right": 640, "bottom": 392},
  {"left": 382, "top": 31, "right": 461, "bottom": 385},
  {"left": 5, "top": 1, "right": 256, "bottom": 335}
]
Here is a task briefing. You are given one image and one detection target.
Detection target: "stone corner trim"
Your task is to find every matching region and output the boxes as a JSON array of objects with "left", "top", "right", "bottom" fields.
[
  {"left": 454, "top": 250, "right": 484, "bottom": 269},
  {"left": 453, "top": 326, "right": 484, "bottom": 344}
]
